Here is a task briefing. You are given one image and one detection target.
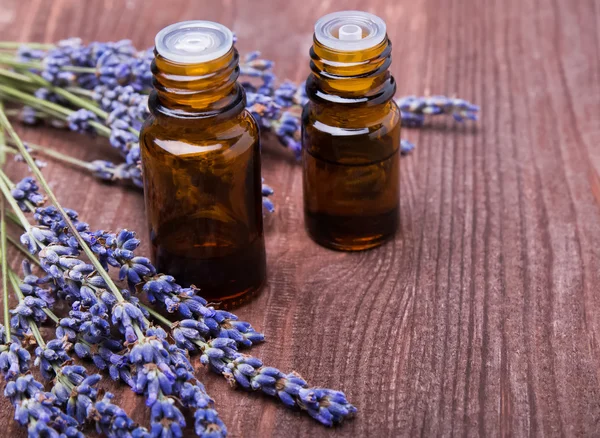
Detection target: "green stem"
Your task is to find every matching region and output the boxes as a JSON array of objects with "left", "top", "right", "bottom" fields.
[
  {"left": 28, "top": 319, "right": 45, "bottom": 348},
  {"left": 0, "top": 101, "right": 5, "bottom": 166},
  {"left": 0, "top": 68, "right": 35, "bottom": 84},
  {"left": 5, "top": 107, "right": 51, "bottom": 120},
  {"left": 1, "top": 198, "right": 10, "bottom": 339},
  {"left": 0, "top": 54, "right": 97, "bottom": 74},
  {"left": 0, "top": 84, "right": 70, "bottom": 118},
  {"left": 0, "top": 55, "right": 43, "bottom": 70},
  {"left": 19, "top": 70, "right": 107, "bottom": 119},
  {"left": 140, "top": 303, "right": 173, "bottom": 329},
  {"left": 0, "top": 173, "right": 30, "bottom": 231},
  {"left": 0, "top": 84, "right": 112, "bottom": 136},
  {"left": 6, "top": 138, "right": 93, "bottom": 170},
  {"left": 0, "top": 107, "right": 126, "bottom": 304},
  {"left": 0, "top": 42, "right": 54, "bottom": 50},
  {"left": 42, "top": 307, "right": 59, "bottom": 324},
  {"left": 52, "top": 87, "right": 107, "bottom": 119},
  {"left": 66, "top": 87, "right": 96, "bottom": 98}
]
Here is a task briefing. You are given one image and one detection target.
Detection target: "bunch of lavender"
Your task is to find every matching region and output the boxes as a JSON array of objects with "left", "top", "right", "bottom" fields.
[
  {"left": 396, "top": 95, "right": 480, "bottom": 127},
  {"left": 2, "top": 108, "right": 356, "bottom": 431},
  {"left": 12, "top": 191, "right": 355, "bottom": 426}
]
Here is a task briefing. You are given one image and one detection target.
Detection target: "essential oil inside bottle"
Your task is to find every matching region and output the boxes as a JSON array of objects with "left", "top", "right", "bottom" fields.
[
  {"left": 302, "top": 11, "right": 401, "bottom": 251},
  {"left": 140, "top": 21, "right": 266, "bottom": 307}
]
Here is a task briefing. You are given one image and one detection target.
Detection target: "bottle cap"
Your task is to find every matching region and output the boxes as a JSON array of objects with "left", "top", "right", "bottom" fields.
[
  {"left": 155, "top": 20, "right": 234, "bottom": 64},
  {"left": 314, "top": 11, "right": 387, "bottom": 52}
]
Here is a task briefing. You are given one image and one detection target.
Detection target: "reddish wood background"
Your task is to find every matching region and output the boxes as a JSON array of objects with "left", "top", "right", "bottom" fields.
[{"left": 2, "top": 0, "right": 600, "bottom": 436}]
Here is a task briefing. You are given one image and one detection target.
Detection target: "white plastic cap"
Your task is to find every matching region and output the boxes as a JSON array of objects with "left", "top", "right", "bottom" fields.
[
  {"left": 155, "top": 20, "right": 234, "bottom": 64},
  {"left": 315, "top": 11, "right": 387, "bottom": 52}
]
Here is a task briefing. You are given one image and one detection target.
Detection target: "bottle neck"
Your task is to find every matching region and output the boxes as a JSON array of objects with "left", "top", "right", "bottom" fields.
[
  {"left": 149, "top": 47, "right": 245, "bottom": 120},
  {"left": 306, "top": 38, "right": 396, "bottom": 106}
]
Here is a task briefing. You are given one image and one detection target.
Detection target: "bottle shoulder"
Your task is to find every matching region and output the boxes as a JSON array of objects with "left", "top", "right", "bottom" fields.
[
  {"left": 140, "top": 110, "right": 259, "bottom": 158},
  {"left": 302, "top": 99, "right": 401, "bottom": 131},
  {"left": 302, "top": 100, "right": 401, "bottom": 164}
]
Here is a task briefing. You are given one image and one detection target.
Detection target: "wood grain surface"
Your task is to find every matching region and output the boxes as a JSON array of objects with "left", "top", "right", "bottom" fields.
[{"left": 2, "top": 0, "right": 600, "bottom": 436}]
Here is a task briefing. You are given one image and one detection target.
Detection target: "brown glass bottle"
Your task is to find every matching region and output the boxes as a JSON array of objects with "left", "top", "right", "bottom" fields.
[
  {"left": 302, "top": 11, "right": 401, "bottom": 251},
  {"left": 140, "top": 21, "right": 266, "bottom": 307}
]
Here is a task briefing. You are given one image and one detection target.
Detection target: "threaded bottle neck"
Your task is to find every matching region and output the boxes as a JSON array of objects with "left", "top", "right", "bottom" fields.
[
  {"left": 150, "top": 48, "right": 244, "bottom": 117},
  {"left": 307, "top": 37, "right": 395, "bottom": 105}
]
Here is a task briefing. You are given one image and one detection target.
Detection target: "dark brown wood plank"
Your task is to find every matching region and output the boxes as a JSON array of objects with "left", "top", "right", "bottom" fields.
[{"left": 1, "top": 0, "right": 600, "bottom": 436}]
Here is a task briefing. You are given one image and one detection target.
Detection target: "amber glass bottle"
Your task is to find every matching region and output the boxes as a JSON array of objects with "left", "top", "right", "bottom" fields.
[
  {"left": 140, "top": 21, "right": 266, "bottom": 307},
  {"left": 302, "top": 11, "right": 401, "bottom": 251}
]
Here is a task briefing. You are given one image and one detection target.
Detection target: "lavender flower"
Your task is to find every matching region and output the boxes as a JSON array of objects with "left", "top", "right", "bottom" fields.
[
  {"left": 17, "top": 106, "right": 39, "bottom": 125},
  {"left": 141, "top": 274, "right": 264, "bottom": 348},
  {"left": 0, "top": 341, "right": 31, "bottom": 380},
  {"left": 10, "top": 177, "right": 45, "bottom": 211},
  {"left": 112, "top": 301, "right": 148, "bottom": 343},
  {"left": 396, "top": 95, "right": 480, "bottom": 125},
  {"left": 93, "top": 84, "right": 149, "bottom": 124},
  {"left": 67, "top": 108, "right": 98, "bottom": 134},
  {"left": 401, "top": 139, "right": 416, "bottom": 155},
  {"left": 35, "top": 338, "right": 71, "bottom": 380},
  {"left": 20, "top": 260, "right": 56, "bottom": 306},
  {"left": 4, "top": 374, "right": 84, "bottom": 437},
  {"left": 262, "top": 180, "right": 275, "bottom": 213},
  {"left": 10, "top": 296, "right": 48, "bottom": 333},
  {"left": 274, "top": 111, "right": 302, "bottom": 159},
  {"left": 92, "top": 392, "right": 151, "bottom": 437},
  {"left": 16, "top": 45, "right": 45, "bottom": 62},
  {"left": 128, "top": 327, "right": 227, "bottom": 437},
  {"left": 39, "top": 38, "right": 153, "bottom": 91},
  {"left": 201, "top": 339, "right": 357, "bottom": 426}
]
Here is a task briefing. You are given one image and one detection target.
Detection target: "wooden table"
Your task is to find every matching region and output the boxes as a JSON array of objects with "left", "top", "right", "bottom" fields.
[{"left": 2, "top": 0, "right": 600, "bottom": 436}]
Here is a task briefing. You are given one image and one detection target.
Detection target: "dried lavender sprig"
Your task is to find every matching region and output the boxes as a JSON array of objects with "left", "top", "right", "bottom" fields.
[
  {"left": 6, "top": 182, "right": 265, "bottom": 352},
  {"left": 0, "top": 84, "right": 112, "bottom": 137},
  {"left": 4, "top": 373, "right": 84, "bottom": 437},
  {"left": 5, "top": 181, "right": 349, "bottom": 431},
  {"left": 0, "top": 208, "right": 32, "bottom": 386},
  {"left": 0, "top": 68, "right": 140, "bottom": 157},
  {"left": 146, "top": 306, "right": 356, "bottom": 427},
  {"left": 396, "top": 95, "right": 480, "bottom": 126}
]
